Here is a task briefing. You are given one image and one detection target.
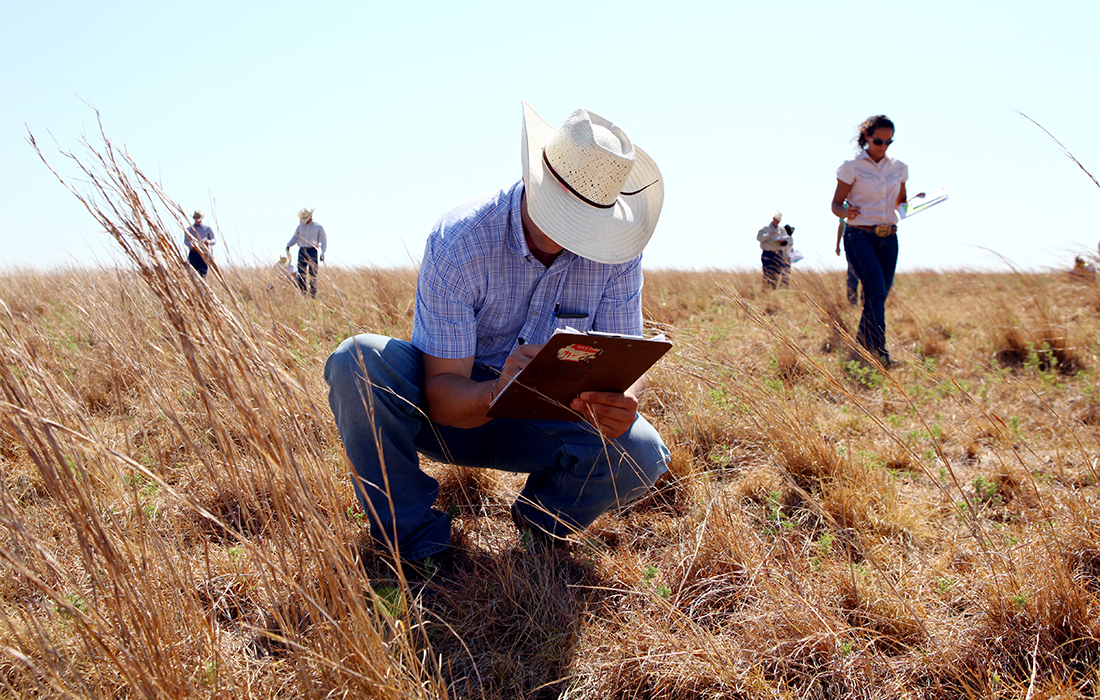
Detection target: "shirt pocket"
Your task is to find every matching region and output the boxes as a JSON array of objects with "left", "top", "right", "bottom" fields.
[
  {"left": 552, "top": 312, "right": 593, "bottom": 333},
  {"left": 884, "top": 168, "right": 905, "bottom": 188}
]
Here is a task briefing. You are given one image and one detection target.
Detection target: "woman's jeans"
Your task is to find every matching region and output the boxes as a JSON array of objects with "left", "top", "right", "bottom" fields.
[
  {"left": 324, "top": 334, "right": 670, "bottom": 560},
  {"left": 843, "top": 227, "right": 898, "bottom": 361}
]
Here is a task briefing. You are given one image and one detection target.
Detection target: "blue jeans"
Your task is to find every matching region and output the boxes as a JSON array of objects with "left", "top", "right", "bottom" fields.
[
  {"left": 843, "top": 227, "right": 898, "bottom": 361},
  {"left": 187, "top": 249, "right": 208, "bottom": 277},
  {"left": 324, "top": 334, "right": 670, "bottom": 560},
  {"left": 297, "top": 247, "right": 319, "bottom": 297}
]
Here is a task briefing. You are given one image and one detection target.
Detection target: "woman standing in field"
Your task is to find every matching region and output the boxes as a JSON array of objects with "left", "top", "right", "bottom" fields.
[{"left": 831, "top": 115, "right": 915, "bottom": 368}]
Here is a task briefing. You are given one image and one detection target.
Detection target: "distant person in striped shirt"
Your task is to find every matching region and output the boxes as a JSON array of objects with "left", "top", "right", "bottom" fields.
[
  {"left": 324, "top": 102, "right": 669, "bottom": 576},
  {"left": 285, "top": 208, "right": 327, "bottom": 298}
]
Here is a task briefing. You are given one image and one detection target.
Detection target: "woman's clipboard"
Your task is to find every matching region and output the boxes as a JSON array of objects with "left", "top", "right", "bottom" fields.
[{"left": 486, "top": 331, "right": 672, "bottom": 422}]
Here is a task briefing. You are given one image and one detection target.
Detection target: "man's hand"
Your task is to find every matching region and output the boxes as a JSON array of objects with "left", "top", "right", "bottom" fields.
[
  {"left": 570, "top": 390, "right": 638, "bottom": 439},
  {"left": 499, "top": 344, "right": 541, "bottom": 388}
]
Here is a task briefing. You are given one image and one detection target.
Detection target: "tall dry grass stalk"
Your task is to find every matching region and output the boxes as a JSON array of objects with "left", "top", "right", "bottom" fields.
[
  {"left": 7, "top": 118, "right": 444, "bottom": 698},
  {"left": 0, "top": 119, "right": 1098, "bottom": 698},
  {"left": 1015, "top": 110, "right": 1100, "bottom": 193}
]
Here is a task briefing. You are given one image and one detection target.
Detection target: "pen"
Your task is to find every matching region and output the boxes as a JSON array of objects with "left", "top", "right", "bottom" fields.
[{"left": 554, "top": 303, "right": 589, "bottom": 320}]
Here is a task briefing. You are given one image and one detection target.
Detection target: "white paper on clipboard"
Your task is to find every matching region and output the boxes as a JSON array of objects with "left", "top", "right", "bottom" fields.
[{"left": 898, "top": 187, "right": 949, "bottom": 219}]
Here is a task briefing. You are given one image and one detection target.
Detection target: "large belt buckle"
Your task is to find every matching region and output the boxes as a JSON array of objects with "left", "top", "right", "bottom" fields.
[{"left": 873, "top": 224, "right": 895, "bottom": 237}]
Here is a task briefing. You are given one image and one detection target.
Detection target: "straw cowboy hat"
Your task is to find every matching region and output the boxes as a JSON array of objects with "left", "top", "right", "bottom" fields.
[
  {"left": 298, "top": 208, "right": 314, "bottom": 223},
  {"left": 192, "top": 210, "right": 204, "bottom": 221},
  {"left": 521, "top": 101, "right": 663, "bottom": 264}
]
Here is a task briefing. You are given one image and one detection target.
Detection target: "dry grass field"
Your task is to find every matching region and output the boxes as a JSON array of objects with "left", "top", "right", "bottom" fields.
[{"left": 3, "top": 131, "right": 1100, "bottom": 699}]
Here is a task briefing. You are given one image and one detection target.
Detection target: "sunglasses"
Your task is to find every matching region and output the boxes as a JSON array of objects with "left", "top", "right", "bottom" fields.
[{"left": 870, "top": 137, "right": 894, "bottom": 146}]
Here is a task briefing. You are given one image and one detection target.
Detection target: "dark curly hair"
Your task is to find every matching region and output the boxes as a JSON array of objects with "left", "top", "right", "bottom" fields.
[{"left": 855, "top": 115, "right": 895, "bottom": 150}]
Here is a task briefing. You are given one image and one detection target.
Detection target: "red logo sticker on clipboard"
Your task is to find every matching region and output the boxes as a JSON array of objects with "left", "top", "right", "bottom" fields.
[{"left": 557, "top": 343, "right": 601, "bottom": 362}]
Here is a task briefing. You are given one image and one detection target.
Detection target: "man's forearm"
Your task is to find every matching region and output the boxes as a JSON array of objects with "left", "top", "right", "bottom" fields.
[{"left": 424, "top": 373, "right": 495, "bottom": 429}]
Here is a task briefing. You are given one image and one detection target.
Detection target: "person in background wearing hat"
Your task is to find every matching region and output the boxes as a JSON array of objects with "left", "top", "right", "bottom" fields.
[
  {"left": 286, "top": 208, "right": 327, "bottom": 297},
  {"left": 757, "top": 212, "right": 793, "bottom": 289},
  {"left": 276, "top": 252, "right": 297, "bottom": 284},
  {"left": 834, "top": 217, "right": 861, "bottom": 306},
  {"left": 184, "top": 210, "right": 215, "bottom": 277},
  {"left": 324, "top": 101, "right": 668, "bottom": 574},
  {"left": 831, "top": 114, "right": 920, "bottom": 369},
  {"left": 1069, "top": 256, "right": 1097, "bottom": 283}
]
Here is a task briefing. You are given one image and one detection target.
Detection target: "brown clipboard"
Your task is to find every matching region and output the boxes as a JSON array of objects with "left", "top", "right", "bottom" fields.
[{"left": 485, "top": 331, "right": 672, "bottom": 422}]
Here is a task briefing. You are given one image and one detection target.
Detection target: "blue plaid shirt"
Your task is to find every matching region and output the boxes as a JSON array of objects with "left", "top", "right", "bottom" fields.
[
  {"left": 184, "top": 223, "right": 215, "bottom": 250},
  {"left": 411, "top": 181, "right": 644, "bottom": 370}
]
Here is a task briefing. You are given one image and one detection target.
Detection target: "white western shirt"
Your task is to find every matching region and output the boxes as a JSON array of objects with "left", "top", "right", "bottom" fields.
[{"left": 837, "top": 150, "right": 908, "bottom": 226}]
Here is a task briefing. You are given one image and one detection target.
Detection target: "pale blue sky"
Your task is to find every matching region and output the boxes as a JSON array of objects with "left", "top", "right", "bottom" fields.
[{"left": 4, "top": 0, "right": 1098, "bottom": 272}]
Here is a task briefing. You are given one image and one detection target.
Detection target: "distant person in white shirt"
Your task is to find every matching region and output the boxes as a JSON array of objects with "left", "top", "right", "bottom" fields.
[
  {"left": 184, "top": 210, "right": 215, "bottom": 277},
  {"left": 285, "top": 208, "right": 327, "bottom": 298}
]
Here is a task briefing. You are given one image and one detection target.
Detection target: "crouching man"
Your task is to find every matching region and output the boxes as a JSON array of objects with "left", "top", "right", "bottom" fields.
[{"left": 325, "top": 102, "right": 669, "bottom": 570}]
